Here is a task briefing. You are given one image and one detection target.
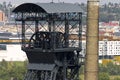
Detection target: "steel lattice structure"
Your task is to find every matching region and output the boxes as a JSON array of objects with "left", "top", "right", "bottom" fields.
[{"left": 13, "top": 3, "right": 84, "bottom": 80}]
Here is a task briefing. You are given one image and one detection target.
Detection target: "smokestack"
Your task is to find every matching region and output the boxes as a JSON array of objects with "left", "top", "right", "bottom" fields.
[{"left": 85, "top": 0, "right": 99, "bottom": 80}]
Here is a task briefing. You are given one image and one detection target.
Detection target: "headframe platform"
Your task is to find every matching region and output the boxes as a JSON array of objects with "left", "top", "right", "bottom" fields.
[{"left": 13, "top": 3, "right": 84, "bottom": 80}]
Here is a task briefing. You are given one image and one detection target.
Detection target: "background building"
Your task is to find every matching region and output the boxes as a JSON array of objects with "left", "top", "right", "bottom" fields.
[
  {"left": 82, "top": 40, "right": 120, "bottom": 58},
  {"left": 0, "top": 44, "right": 27, "bottom": 61},
  {"left": 0, "top": 10, "right": 5, "bottom": 22}
]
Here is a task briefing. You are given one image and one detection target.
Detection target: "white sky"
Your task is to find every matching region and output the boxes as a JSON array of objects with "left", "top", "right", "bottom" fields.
[{"left": 0, "top": 0, "right": 120, "bottom": 5}]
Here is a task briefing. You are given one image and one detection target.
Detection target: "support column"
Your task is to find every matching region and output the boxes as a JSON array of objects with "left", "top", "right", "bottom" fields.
[
  {"left": 65, "top": 13, "right": 69, "bottom": 47},
  {"left": 22, "top": 20, "right": 25, "bottom": 48},
  {"left": 48, "top": 21, "right": 52, "bottom": 32},
  {"left": 79, "top": 13, "right": 82, "bottom": 48},
  {"left": 63, "top": 54, "right": 67, "bottom": 80},
  {"left": 35, "top": 20, "right": 39, "bottom": 41},
  {"left": 35, "top": 20, "right": 39, "bottom": 32},
  {"left": 85, "top": 0, "right": 99, "bottom": 80}
]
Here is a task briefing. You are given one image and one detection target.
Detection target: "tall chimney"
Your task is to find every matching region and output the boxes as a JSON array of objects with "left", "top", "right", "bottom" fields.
[{"left": 85, "top": 0, "right": 99, "bottom": 80}]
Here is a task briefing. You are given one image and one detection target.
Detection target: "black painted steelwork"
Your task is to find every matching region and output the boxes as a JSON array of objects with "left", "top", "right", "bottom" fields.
[{"left": 13, "top": 3, "right": 83, "bottom": 80}]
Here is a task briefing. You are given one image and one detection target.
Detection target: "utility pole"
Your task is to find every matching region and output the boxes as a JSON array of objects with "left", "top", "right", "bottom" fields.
[{"left": 85, "top": 0, "right": 99, "bottom": 80}]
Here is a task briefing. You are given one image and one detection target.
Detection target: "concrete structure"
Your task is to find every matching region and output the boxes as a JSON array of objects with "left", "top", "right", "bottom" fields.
[{"left": 85, "top": 0, "right": 99, "bottom": 80}]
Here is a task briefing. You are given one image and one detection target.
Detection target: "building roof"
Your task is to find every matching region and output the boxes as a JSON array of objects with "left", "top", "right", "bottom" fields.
[{"left": 13, "top": 3, "right": 84, "bottom": 13}]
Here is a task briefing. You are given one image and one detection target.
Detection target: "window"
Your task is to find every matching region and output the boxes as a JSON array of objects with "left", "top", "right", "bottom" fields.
[{"left": 0, "top": 45, "right": 7, "bottom": 50}]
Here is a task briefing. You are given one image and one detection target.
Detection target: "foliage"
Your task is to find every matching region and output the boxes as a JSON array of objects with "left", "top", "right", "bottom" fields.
[
  {"left": 99, "top": 72, "right": 110, "bottom": 80},
  {"left": 99, "top": 62, "right": 120, "bottom": 75},
  {"left": 113, "top": 77, "right": 120, "bottom": 80},
  {"left": 99, "top": 64, "right": 108, "bottom": 73},
  {"left": 106, "top": 62, "right": 120, "bottom": 75},
  {"left": 81, "top": 2, "right": 120, "bottom": 23},
  {"left": 79, "top": 65, "right": 84, "bottom": 74},
  {"left": 0, "top": 60, "right": 27, "bottom": 80},
  {"left": 0, "top": 60, "right": 120, "bottom": 80}
]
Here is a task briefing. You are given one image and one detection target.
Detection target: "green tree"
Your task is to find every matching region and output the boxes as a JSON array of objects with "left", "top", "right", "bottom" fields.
[
  {"left": 114, "top": 77, "right": 120, "bottom": 80},
  {"left": 107, "top": 62, "right": 120, "bottom": 75},
  {"left": 99, "top": 72, "right": 110, "bottom": 80},
  {"left": 99, "top": 64, "right": 108, "bottom": 73},
  {"left": 0, "top": 60, "right": 27, "bottom": 80},
  {"left": 79, "top": 65, "right": 84, "bottom": 74}
]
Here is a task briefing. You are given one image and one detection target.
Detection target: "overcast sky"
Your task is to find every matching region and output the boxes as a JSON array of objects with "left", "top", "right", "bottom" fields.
[{"left": 0, "top": 0, "right": 120, "bottom": 5}]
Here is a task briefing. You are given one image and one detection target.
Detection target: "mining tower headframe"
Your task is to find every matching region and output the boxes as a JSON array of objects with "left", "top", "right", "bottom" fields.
[{"left": 13, "top": 3, "right": 84, "bottom": 80}]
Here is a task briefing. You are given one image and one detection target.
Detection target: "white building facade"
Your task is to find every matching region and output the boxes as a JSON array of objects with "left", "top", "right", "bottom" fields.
[
  {"left": 82, "top": 40, "right": 120, "bottom": 56},
  {"left": 99, "top": 40, "right": 120, "bottom": 56},
  {"left": 0, "top": 44, "right": 27, "bottom": 61}
]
